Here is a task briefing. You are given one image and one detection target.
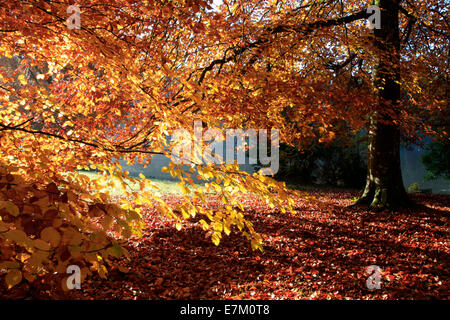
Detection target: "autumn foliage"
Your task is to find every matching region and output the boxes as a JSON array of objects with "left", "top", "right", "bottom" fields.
[{"left": 0, "top": 0, "right": 448, "bottom": 294}]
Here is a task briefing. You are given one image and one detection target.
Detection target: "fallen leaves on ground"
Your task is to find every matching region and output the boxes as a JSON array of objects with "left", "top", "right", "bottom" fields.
[{"left": 2, "top": 189, "right": 449, "bottom": 300}]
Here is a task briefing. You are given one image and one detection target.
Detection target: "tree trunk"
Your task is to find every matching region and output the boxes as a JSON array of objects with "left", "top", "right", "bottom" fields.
[
  {"left": 357, "top": 114, "right": 410, "bottom": 209},
  {"left": 356, "top": 0, "right": 411, "bottom": 209}
]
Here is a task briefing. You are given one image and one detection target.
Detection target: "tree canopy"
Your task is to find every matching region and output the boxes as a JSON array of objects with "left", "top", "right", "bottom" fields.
[{"left": 0, "top": 0, "right": 447, "bottom": 289}]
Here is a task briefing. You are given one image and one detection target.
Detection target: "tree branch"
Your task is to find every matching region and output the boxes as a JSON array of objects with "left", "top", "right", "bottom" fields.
[
  {"left": 197, "top": 9, "right": 370, "bottom": 84},
  {"left": 0, "top": 123, "right": 162, "bottom": 155}
]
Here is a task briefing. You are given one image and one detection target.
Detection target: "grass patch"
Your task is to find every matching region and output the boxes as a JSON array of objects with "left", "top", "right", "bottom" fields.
[{"left": 78, "top": 170, "right": 186, "bottom": 196}]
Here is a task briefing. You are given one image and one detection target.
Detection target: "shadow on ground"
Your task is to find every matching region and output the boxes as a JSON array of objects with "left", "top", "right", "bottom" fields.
[{"left": 3, "top": 190, "right": 448, "bottom": 299}]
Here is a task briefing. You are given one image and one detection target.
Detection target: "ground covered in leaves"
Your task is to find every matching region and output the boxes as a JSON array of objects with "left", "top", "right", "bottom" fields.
[{"left": 3, "top": 189, "right": 449, "bottom": 300}]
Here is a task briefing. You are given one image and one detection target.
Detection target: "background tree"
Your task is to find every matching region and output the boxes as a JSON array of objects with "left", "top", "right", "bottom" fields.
[{"left": 184, "top": 0, "right": 448, "bottom": 209}]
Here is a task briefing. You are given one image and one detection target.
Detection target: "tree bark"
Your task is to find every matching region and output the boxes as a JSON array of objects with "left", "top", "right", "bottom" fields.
[{"left": 355, "top": 0, "right": 411, "bottom": 209}]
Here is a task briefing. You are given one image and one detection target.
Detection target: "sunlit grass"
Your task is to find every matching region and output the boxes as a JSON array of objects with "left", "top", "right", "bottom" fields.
[{"left": 78, "top": 170, "right": 186, "bottom": 197}]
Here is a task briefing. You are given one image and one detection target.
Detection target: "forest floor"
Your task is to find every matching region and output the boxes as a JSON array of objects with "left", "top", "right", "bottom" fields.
[{"left": 3, "top": 188, "right": 449, "bottom": 300}]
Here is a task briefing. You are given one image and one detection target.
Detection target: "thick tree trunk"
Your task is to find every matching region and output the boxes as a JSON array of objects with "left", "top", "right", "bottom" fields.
[
  {"left": 357, "top": 114, "right": 410, "bottom": 209},
  {"left": 356, "top": 0, "right": 411, "bottom": 209}
]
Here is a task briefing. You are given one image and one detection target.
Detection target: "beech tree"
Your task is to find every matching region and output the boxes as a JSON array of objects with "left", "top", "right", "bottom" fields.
[
  {"left": 189, "top": 0, "right": 447, "bottom": 209},
  {"left": 0, "top": 0, "right": 300, "bottom": 289},
  {"left": 0, "top": 0, "right": 447, "bottom": 289}
]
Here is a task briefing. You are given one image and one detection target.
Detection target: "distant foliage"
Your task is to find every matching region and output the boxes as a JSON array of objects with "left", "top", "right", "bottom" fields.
[
  {"left": 276, "top": 136, "right": 367, "bottom": 189},
  {"left": 407, "top": 182, "right": 421, "bottom": 193},
  {"left": 421, "top": 141, "right": 450, "bottom": 180}
]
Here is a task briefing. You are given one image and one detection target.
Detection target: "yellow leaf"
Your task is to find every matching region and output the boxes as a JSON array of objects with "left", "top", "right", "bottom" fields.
[
  {"left": 23, "top": 271, "right": 36, "bottom": 283},
  {"left": 0, "top": 261, "right": 20, "bottom": 270},
  {"left": 41, "top": 227, "right": 61, "bottom": 248},
  {"left": 182, "top": 185, "right": 190, "bottom": 194},
  {"left": 118, "top": 265, "right": 129, "bottom": 273},
  {"left": 5, "top": 269, "right": 22, "bottom": 289},
  {"left": 18, "top": 74, "right": 27, "bottom": 85},
  {"left": 98, "top": 264, "right": 108, "bottom": 279},
  {"left": 101, "top": 216, "right": 114, "bottom": 230},
  {"left": 199, "top": 219, "right": 209, "bottom": 231},
  {"left": 224, "top": 224, "right": 231, "bottom": 236},
  {"left": 0, "top": 201, "right": 20, "bottom": 216},
  {"left": 6, "top": 230, "right": 29, "bottom": 245},
  {"left": 34, "top": 239, "right": 51, "bottom": 251},
  {"left": 211, "top": 233, "right": 221, "bottom": 246},
  {"left": 106, "top": 243, "right": 123, "bottom": 258}
]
